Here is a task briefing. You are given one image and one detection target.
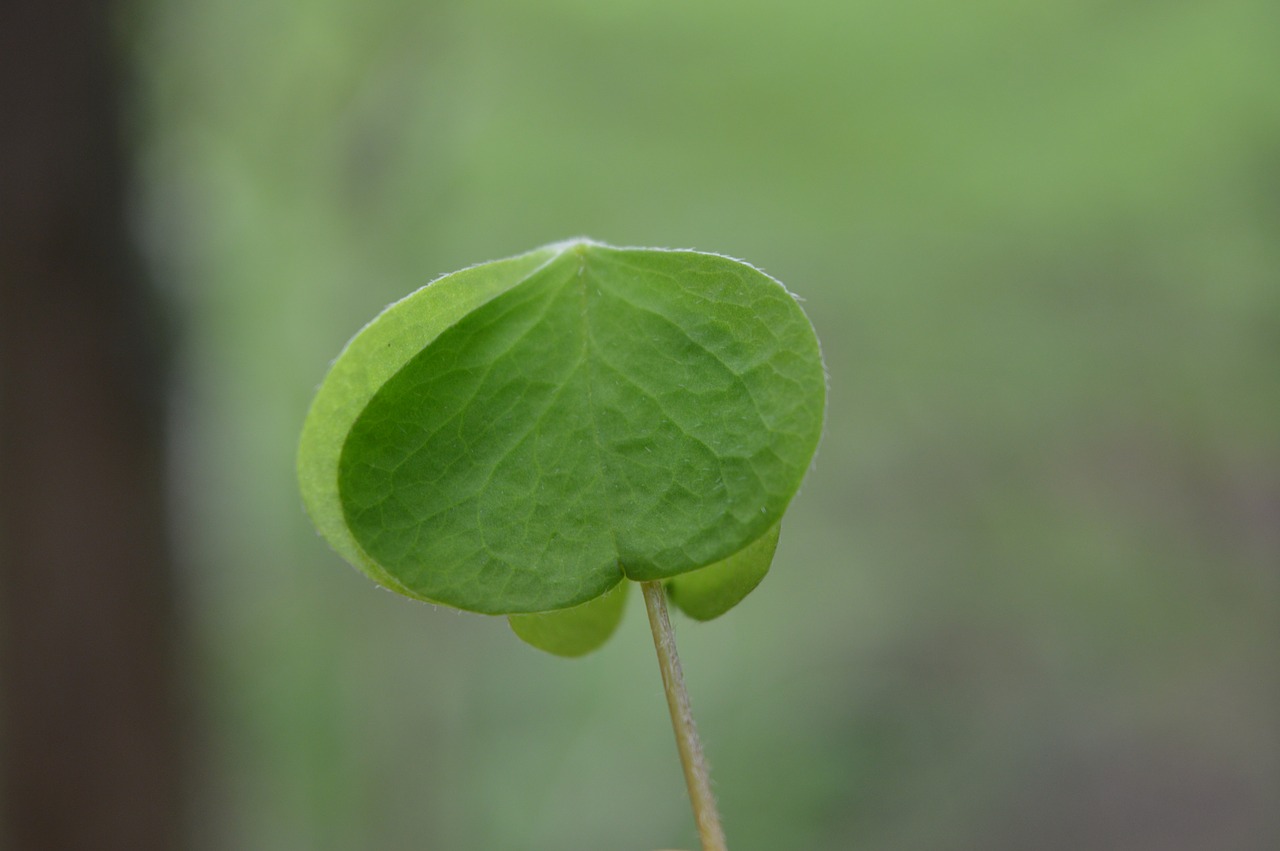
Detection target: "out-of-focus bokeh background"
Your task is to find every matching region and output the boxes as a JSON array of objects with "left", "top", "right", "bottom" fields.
[{"left": 2, "top": 1, "right": 1278, "bottom": 849}]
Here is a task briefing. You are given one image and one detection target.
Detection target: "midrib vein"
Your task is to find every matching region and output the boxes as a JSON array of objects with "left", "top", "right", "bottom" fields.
[{"left": 574, "top": 252, "right": 626, "bottom": 573}]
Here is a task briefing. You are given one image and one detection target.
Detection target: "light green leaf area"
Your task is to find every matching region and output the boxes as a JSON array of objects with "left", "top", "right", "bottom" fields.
[
  {"left": 301, "top": 238, "right": 825, "bottom": 617},
  {"left": 667, "top": 522, "right": 780, "bottom": 622},
  {"left": 508, "top": 581, "right": 629, "bottom": 657},
  {"left": 298, "top": 243, "right": 566, "bottom": 601}
]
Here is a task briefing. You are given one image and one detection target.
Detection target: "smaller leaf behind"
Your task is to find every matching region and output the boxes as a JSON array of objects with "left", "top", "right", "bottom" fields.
[
  {"left": 508, "top": 581, "right": 629, "bottom": 657},
  {"left": 666, "top": 523, "right": 780, "bottom": 621}
]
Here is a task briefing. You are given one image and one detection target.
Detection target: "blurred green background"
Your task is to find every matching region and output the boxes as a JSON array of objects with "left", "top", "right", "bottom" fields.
[{"left": 132, "top": 0, "right": 1278, "bottom": 849}]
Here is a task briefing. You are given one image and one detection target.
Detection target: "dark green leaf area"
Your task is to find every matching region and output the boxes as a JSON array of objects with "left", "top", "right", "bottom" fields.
[
  {"left": 338, "top": 244, "right": 824, "bottom": 614},
  {"left": 508, "top": 581, "right": 629, "bottom": 657},
  {"left": 667, "top": 522, "right": 780, "bottom": 621}
]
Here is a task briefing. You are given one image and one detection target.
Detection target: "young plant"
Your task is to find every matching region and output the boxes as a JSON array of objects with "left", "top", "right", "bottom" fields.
[{"left": 297, "top": 238, "right": 825, "bottom": 850}]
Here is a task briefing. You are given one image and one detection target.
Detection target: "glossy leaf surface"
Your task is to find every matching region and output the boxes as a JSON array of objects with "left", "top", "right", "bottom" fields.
[{"left": 298, "top": 239, "right": 824, "bottom": 616}]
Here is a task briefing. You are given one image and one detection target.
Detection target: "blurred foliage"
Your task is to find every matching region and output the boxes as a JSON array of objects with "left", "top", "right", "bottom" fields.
[{"left": 131, "top": 0, "right": 1279, "bottom": 849}]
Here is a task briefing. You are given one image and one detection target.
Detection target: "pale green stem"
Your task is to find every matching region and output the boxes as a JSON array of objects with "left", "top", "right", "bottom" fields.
[{"left": 640, "top": 580, "right": 728, "bottom": 851}]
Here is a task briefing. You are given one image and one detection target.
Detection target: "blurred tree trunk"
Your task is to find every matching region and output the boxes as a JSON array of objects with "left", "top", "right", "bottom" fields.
[{"left": 0, "top": 1, "right": 186, "bottom": 850}]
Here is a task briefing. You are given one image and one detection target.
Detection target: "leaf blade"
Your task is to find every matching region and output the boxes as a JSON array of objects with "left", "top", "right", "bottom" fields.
[
  {"left": 297, "top": 242, "right": 568, "bottom": 599},
  {"left": 303, "top": 239, "right": 825, "bottom": 617}
]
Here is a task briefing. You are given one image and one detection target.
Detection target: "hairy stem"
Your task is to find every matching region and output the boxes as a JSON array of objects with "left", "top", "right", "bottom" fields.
[{"left": 640, "top": 580, "right": 728, "bottom": 851}]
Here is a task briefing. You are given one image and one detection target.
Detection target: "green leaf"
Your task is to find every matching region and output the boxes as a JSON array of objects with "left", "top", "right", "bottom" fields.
[
  {"left": 508, "top": 581, "right": 629, "bottom": 657},
  {"left": 298, "top": 239, "right": 825, "bottom": 620},
  {"left": 298, "top": 243, "right": 565, "bottom": 602},
  {"left": 667, "top": 522, "right": 780, "bottom": 622}
]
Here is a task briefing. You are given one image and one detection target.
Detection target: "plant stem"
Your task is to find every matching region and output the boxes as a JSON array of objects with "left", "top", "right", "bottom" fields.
[{"left": 640, "top": 580, "right": 728, "bottom": 851}]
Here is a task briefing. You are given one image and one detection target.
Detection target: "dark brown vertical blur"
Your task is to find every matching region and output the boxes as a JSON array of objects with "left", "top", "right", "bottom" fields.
[{"left": 0, "top": 1, "right": 186, "bottom": 850}]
